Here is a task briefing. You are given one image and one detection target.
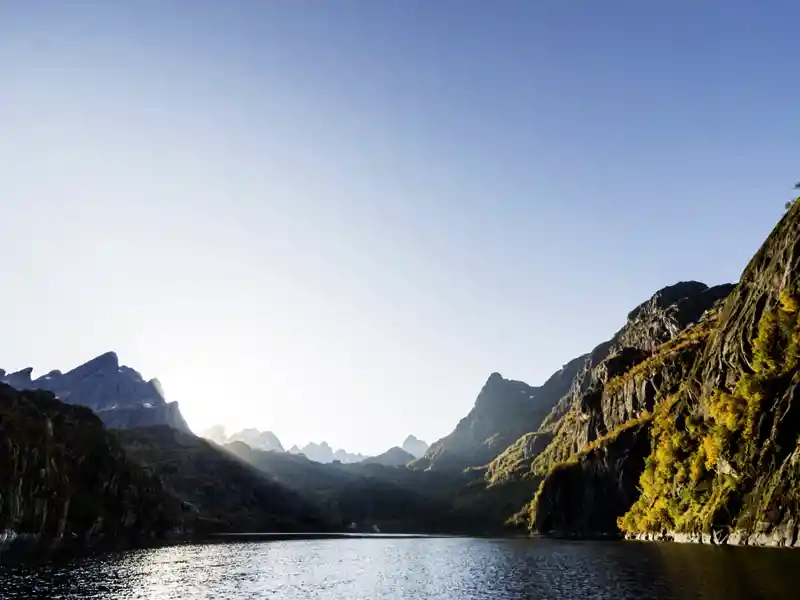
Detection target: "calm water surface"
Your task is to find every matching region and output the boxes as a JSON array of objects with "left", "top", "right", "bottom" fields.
[{"left": 2, "top": 537, "right": 800, "bottom": 599}]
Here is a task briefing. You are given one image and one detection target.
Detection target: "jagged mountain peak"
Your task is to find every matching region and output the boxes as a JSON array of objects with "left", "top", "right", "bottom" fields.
[
  {"left": 414, "top": 372, "right": 552, "bottom": 472},
  {"left": 285, "top": 442, "right": 366, "bottom": 464},
  {"left": 419, "top": 279, "right": 736, "bottom": 476},
  {"left": 65, "top": 351, "right": 120, "bottom": 378},
  {"left": 626, "top": 281, "right": 710, "bottom": 322},
  {"left": 0, "top": 352, "right": 189, "bottom": 433},
  {"left": 229, "top": 428, "right": 284, "bottom": 452},
  {"left": 401, "top": 435, "right": 429, "bottom": 459}
]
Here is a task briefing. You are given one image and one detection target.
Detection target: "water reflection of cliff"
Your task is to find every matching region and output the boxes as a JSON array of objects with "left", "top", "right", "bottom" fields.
[{"left": 649, "top": 541, "right": 800, "bottom": 600}]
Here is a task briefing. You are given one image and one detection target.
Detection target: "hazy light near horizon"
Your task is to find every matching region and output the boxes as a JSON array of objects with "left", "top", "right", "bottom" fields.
[{"left": 1, "top": 1, "right": 798, "bottom": 455}]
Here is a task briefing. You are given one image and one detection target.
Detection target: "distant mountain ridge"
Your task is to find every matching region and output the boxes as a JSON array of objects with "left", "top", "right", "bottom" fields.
[
  {"left": 289, "top": 441, "right": 367, "bottom": 464},
  {"left": 0, "top": 352, "right": 190, "bottom": 432},
  {"left": 401, "top": 435, "right": 429, "bottom": 458},
  {"left": 201, "top": 426, "right": 429, "bottom": 465},
  {"left": 229, "top": 429, "right": 284, "bottom": 452},
  {"left": 363, "top": 447, "right": 416, "bottom": 467}
]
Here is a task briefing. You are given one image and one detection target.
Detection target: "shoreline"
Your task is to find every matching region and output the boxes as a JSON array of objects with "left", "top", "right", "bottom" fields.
[
  {"left": 626, "top": 527, "right": 800, "bottom": 549},
  {"left": 5, "top": 527, "right": 798, "bottom": 564}
]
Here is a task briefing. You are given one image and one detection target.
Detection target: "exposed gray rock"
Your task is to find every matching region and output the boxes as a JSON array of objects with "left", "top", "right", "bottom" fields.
[
  {"left": 532, "top": 420, "right": 652, "bottom": 537},
  {"left": 414, "top": 362, "right": 583, "bottom": 472},
  {"left": 0, "top": 352, "right": 190, "bottom": 432},
  {"left": 530, "top": 282, "right": 734, "bottom": 474}
]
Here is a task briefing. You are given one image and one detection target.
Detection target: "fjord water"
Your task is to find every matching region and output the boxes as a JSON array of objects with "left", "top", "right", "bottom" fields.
[{"left": 2, "top": 537, "right": 799, "bottom": 600}]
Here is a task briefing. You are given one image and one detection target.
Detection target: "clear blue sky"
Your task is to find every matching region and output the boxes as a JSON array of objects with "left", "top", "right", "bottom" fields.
[{"left": 1, "top": 1, "right": 797, "bottom": 454}]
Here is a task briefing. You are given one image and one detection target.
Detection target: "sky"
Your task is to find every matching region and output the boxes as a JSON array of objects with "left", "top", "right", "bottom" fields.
[{"left": 1, "top": 1, "right": 798, "bottom": 455}]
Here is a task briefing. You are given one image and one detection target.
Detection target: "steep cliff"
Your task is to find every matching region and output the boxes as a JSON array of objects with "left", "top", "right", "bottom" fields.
[
  {"left": 531, "top": 418, "right": 652, "bottom": 537},
  {"left": 412, "top": 364, "right": 583, "bottom": 472},
  {"left": 527, "top": 201, "right": 800, "bottom": 546},
  {"left": 485, "top": 283, "right": 731, "bottom": 489},
  {"left": 413, "top": 281, "right": 731, "bottom": 484},
  {"left": 0, "top": 384, "right": 181, "bottom": 548},
  {"left": 522, "top": 303, "right": 729, "bottom": 537},
  {"left": 617, "top": 201, "right": 800, "bottom": 546},
  {"left": 0, "top": 352, "right": 190, "bottom": 433}
]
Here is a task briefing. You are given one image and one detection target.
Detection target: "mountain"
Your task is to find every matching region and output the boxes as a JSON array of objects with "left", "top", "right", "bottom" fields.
[
  {"left": 0, "top": 352, "right": 190, "bottom": 433},
  {"left": 334, "top": 448, "right": 367, "bottom": 463},
  {"left": 12, "top": 196, "right": 798, "bottom": 546},
  {"left": 228, "top": 429, "right": 284, "bottom": 452},
  {"left": 363, "top": 447, "right": 416, "bottom": 467},
  {"left": 286, "top": 442, "right": 366, "bottom": 464},
  {"left": 401, "top": 435, "right": 429, "bottom": 458},
  {"left": 512, "top": 282, "right": 738, "bottom": 537},
  {"left": 473, "top": 200, "right": 800, "bottom": 547},
  {"left": 410, "top": 364, "right": 582, "bottom": 472},
  {"left": 117, "top": 427, "right": 329, "bottom": 533},
  {"left": 0, "top": 383, "right": 182, "bottom": 548},
  {"left": 485, "top": 281, "right": 734, "bottom": 487},
  {"left": 224, "top": 442, "right": 479, "bottom": 533},
  {"left": 426, "top": 280, "right": 735, "bottom": 530},
  {"left": 300, "top": 441, "right": 334, "bottom": 463},
  {"left": 199, "top": 426, "right": 285, "bottom": 452}
]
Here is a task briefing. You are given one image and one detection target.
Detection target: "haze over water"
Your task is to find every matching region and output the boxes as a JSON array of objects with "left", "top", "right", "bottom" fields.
[{"left": 2, "top": 538, "right": 799, "bottom": 600}]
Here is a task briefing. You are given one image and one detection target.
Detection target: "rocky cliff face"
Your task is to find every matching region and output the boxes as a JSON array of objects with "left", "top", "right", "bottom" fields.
[
  {"left": 520, "top": 296, "right": 729, "bottom": 536},
  {"left": 615, "top": 202, "right": 800, "bottom": 546},
  {"left": 0, "top": 383, "right": 182, "bottom": 548},
  {"left": 406, "top": 280, "right": 732, "bottom": 530},
  {"left": 412, "top": 365, "right": 582, "bottom": 472},
  {"left": 524, "top": 202, "right": 800, "bottom": 546},
  {"left": 531, "top": 420, "right": 652, "bottom": 537},
  {"left": 484, "top": 282, "right": 732, "bottom": 490},
  {"left": 0, "top": 352, "right": 190, "bottom": 433}
]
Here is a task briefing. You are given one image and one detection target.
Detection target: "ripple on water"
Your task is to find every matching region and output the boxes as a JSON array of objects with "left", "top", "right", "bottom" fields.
[{"left": 1, "top": 537, "right": 800, "bottom": 600}]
